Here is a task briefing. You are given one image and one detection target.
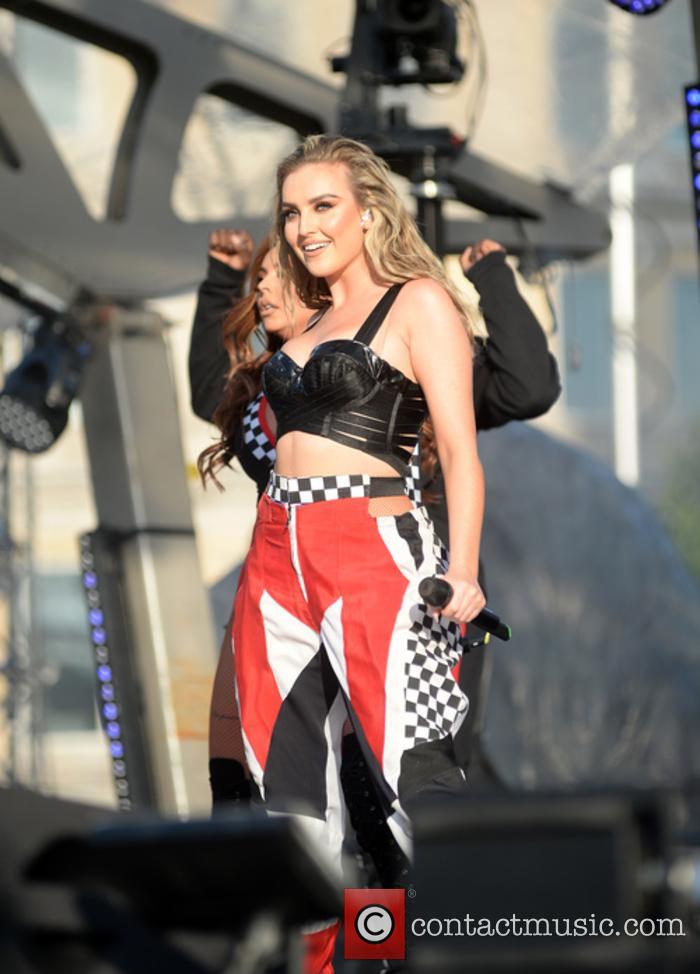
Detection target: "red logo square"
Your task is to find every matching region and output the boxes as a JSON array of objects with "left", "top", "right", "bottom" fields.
[{"left": 344, "top": 888, "right": 405, "bottom": 960}]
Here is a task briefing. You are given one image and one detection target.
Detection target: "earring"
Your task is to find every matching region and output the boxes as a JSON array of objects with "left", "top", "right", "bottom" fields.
[{"left": 360, "top": 208, "right": 371, "bottom": 228}]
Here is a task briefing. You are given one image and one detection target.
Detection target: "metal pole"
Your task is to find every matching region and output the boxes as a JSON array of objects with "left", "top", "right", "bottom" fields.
[
  {"left": 691, "top": 0, "right": 700, "bottom": 73},
  {"left": 609, "top": 165, "right": 640, "bottom": 487},
  {"left": 608, "top": 10, "right": 639, "bottom": 487},
  {"left": 80, "top": 305, "right": 217, "bottom": 817},
  {"left": 411, "top": 147, "right": 453, "bottom": 255}
]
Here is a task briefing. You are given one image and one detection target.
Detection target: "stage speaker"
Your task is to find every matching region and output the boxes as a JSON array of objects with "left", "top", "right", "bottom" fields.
[
  {"left": 409, "top": 787, "right": 699, "bottom": 973},
  {"left": 0, "top": 785, "right": 343, "bottom": 974}
]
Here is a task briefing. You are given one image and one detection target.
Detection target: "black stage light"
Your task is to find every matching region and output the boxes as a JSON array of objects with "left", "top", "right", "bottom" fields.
[
  {"left": 0, "top": 315, "right": 90, "bottom": 454},
  {"left": 377, "top": 0, "right": 464, "bottom": 85},
  {"left": 608, "top": 0, "right": 673, "bottom": 15}
]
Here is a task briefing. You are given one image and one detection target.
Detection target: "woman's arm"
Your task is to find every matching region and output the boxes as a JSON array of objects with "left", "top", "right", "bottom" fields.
[
  {"left": 405, "top": 279, "right": 486, "bottom": 625},
  {"left": 188, "top": 230, "right": 252, "bottom": 422}
]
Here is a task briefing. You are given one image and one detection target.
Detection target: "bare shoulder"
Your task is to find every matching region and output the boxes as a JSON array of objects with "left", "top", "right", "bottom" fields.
[
  {"left": 397, "top": 277, "right": 465, "bottom": 343},
  {"left": 399, "top": 277, "right": 454, "bottom": 314}
]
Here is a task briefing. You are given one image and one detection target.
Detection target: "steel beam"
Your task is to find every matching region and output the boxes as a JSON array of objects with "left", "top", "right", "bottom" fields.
[
  {"left": 0, "top": 0, "right": 609, "bottom": 312},
  {"left": 79, "top": 306, "right": 217, "bottom": 816},
  {"left": 0, "top": 0, "right": 335, "bottom": 303}
]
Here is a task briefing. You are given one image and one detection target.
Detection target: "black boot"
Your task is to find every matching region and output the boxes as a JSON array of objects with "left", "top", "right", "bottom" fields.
[
  {"left": 209, "top": 757, "right": 255, "bottom": 814},
  {"left": 340, "top": 735, "right": 411, "bottom": 889}
]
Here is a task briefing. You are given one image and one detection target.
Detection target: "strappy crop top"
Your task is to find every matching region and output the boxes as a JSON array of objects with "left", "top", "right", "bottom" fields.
[{"left": 262, "top": 284, "right": 428, "bottom": 476}]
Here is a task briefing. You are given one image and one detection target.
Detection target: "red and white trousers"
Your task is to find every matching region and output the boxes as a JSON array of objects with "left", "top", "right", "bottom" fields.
[{"left": 231, "top": 473, "right": 469, "bottom": 972}]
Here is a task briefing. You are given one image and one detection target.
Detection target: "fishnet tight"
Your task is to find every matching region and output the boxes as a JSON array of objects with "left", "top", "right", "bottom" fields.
[{"left": 208, "top": 615, "right": 248, "bottom": 765}]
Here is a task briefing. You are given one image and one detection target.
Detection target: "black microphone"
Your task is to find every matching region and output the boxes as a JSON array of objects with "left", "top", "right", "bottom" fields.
[{"left": 418, "top": 577, "right": 512, "bottom": 642}]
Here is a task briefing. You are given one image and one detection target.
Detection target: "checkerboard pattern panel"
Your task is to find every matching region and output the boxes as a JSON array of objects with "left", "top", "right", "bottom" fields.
[
  {"left": 404, "top": 443, "right": 423, "bottom": 505},
  {"left": 404, "top": 603, "right": 466, "bottom": 747},
  {"left": 242, "top": 392, "right": 276, "bottom": 464},
  {"left": 430, "top": 530, "right": 450, "bottom": 577},
  {"left": 266, "top": 472, "right": 372, "bottom": 505}
]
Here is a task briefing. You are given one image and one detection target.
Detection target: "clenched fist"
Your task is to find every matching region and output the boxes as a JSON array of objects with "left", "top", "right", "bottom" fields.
[
  {"left": 460, "top": 238, "right": 505, "bottom": 273},
  {"left": 208, "top": 228, "right": 254, "bottom": 271}
]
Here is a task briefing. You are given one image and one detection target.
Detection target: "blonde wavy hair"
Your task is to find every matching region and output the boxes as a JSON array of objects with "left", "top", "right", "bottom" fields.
[{"left": 274, "top": 135, "right": 475, "bottom": 342}]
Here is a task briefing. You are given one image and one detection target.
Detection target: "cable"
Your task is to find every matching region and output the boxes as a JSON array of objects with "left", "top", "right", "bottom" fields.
[
  {"left": 460, "top": 0, "right": 488, "bottom": 141},
  {"left": 632, "top": 203, "right": 673, "bottom": 297},
  {"left": 422, "top": 1, "right": 488, "bottom": 137},
  {"left": 514, "top": 218, "right": 561, "bottom": 336}
]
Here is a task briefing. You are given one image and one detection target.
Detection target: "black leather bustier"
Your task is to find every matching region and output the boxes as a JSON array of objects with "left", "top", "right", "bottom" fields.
[{"left": 262, "top": 284, "right": 427, "bottom": 476}]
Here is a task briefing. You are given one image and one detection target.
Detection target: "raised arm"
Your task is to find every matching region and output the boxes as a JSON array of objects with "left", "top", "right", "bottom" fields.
[
  {"left": 188, "top": 229, "right": 253, "bottom": 422},
  {"left": 406, "top": 278, "right": 485, "bottom": 625},
  {"left": 462, "top": 241, "right": 561, "bottom": 430}
]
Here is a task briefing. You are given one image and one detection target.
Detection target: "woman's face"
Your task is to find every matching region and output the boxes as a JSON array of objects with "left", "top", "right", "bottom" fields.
[
  {"left": 281, "top": 162, "right": 366, "bottom": 284},
  {"left": 255, "top": 248, "right": 313, "bottom": 339}
]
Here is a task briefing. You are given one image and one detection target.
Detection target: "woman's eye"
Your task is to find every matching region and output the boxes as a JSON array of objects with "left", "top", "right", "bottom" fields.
[
  {"left": 316, "top": 202, "right": 331, "bottom": 211},
  {"left": 282, "top": 210, "right": 296, "bottom": 221}
]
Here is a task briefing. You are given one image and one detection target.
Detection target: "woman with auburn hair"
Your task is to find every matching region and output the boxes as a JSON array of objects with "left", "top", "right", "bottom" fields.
[
  {"left": 197, "top": 232, "right": 314, "bottom": 494},
  {"left": 230, "top": 134, "right": 485, "bottom": 972},
  {"left": 193, "top": 231, "right": 317, "bottom": 807}
]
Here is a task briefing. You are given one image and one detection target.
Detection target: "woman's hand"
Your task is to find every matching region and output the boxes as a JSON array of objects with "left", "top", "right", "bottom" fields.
[
  {"left": 460, "top": 238, "right": 505, "bottom": 273},
  {"left": 429, "top": 573, "right": 485, "bottom": 625},
  {"left": 208, "top": 228, "right": 254, "bottom": 271}
]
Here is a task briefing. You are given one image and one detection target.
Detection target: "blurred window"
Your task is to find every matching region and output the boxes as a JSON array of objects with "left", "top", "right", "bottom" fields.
[
  {"left": 35, "top": 573, "right": 97, "bottom": 732},
  {"left": 561, "top": 269, "right": 612, "bottom": 414},
  {"left": 8, "top": 15, "right": 136, "bottom": 219},
  {"left": 172, "top": 93, "right": 298, "bottom": 222},
  {"left": 673, "top": 277, "right": 700, "bottom": 417}
]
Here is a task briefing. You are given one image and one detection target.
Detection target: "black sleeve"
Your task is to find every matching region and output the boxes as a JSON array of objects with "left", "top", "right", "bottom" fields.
[
  {"left": 188, "top": 257, "right": 246, "bottom": 423},
  {"left": 466, "top": 250, "right": 561, "bottom": 430}
]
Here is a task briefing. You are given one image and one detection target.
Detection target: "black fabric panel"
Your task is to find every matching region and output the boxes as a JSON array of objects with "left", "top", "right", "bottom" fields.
[
  {"left": 263, "top": 644, "right": 340, "bottom": 817},
  {"left": 368, "top": 477, "right": 407, "bottom": 498},
  {"left": 232, "top": 420, "right": 273, "bottom": 498},
  {"left": 398, "top": 734, "right": 467, "bottom": 809},
  {"left": 394, "top": 510, "right": 424, "bottom": 572}
]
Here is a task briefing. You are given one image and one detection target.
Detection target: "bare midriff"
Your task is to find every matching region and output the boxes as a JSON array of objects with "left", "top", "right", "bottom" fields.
[{"left": 274, "top": 431, "right": 403, "bottom": 480}]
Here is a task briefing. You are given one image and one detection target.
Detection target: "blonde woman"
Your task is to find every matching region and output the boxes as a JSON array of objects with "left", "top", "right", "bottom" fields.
[{"left": 230, "top": 136, "right": 485, "bottom": 972}]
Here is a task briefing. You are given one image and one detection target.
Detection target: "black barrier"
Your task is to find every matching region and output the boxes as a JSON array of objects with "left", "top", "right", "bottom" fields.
[{"left": 0, "top": 785, "right": 344, "bottom": 974}]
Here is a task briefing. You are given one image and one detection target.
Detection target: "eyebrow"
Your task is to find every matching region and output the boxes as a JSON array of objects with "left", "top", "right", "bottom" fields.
[{"left": 281, "top": 193, "right": 342, "bottom": 208}]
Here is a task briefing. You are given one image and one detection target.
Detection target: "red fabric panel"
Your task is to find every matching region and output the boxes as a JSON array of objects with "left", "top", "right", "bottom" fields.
[{"left": 295, "top": 498, "right": 408, "bottom": 768}]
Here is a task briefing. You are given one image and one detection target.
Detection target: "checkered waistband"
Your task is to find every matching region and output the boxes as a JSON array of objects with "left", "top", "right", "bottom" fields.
[{"left": 266, "top": 472, "right": 406, "bottom": 505}]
